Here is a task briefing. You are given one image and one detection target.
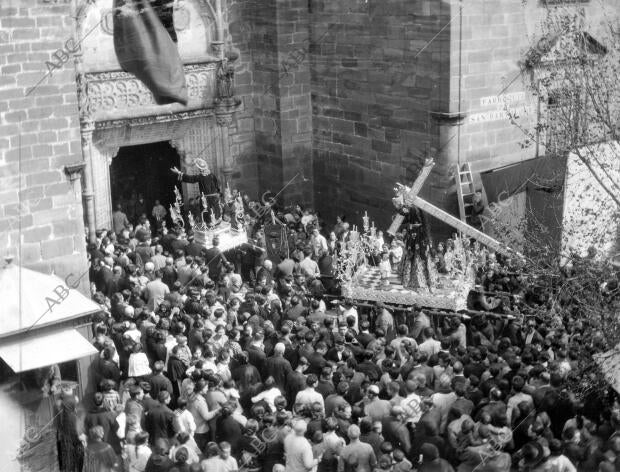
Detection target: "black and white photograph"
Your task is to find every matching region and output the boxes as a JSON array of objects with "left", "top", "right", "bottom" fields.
[{"left": 1, "top": 0, "right": 620, "bottom": 471}]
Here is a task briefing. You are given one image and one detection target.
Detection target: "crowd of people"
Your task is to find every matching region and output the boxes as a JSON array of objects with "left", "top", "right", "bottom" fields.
[{"left": 52, "top": 192, "right": 620, "bottom": 472}]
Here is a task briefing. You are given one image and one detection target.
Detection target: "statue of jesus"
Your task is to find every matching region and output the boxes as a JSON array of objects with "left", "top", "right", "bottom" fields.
[{"left": 171, "top": 158, "right": 221, "bottom": 226}]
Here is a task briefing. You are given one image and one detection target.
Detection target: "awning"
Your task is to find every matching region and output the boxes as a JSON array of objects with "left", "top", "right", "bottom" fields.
[
  {"left": 0, "top": 262, "right": 101, "bottom": 338},
  {"left": 0, "top": 328, "right": 98, "bottom": 373}
]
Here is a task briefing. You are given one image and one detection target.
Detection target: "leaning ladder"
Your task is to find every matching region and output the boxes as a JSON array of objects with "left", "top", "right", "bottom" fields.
[{"left": 455, "top": 163, "right": 476, "bottom": 224}]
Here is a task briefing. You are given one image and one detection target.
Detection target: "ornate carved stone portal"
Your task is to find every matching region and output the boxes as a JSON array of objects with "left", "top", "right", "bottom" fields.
[{"left": 74, "top": 0, "right": 240, "bottom": 235}]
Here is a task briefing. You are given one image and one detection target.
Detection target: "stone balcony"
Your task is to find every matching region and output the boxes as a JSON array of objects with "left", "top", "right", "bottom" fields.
[{"left": 81, "top": 61, "right": 218, "bottom": 125}]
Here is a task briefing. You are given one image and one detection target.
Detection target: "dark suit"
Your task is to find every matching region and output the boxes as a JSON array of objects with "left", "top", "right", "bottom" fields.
[
  {"left": 95, "top": 266, "right": 114, "bottom": 294},
  {"left": 204, "top": 246, "right": 227, "bottom": 279},
  {"left": 149, "top": 374, "right": 173, "bottom": 399},
  {"left": 325, "top": 347, "right": 345, "bottom": 363},
  {"left": 135, "top": 243, "right": 154, "bottom": 266},
  {"left": 185, "top": 241, "right": 206, "bottom": 258},
  {"left": 356, "top": 332, "right": 374, "bottom": 349},
  {"left": 187, "top": 328, "right": 205, "bottom": 352},
  {"left": 286, "top": 370, "right": 307, "bottom": 405},
  {"left": 170, "top": 237, "right": 189, "bottom": 254},
  {"left": 357, "top": 360, "right": 382, "bottom": 382},
  {"left": 263, "top": 355, "right": 293, "bottom": 391},
  {"left": 161, "top": 265, "right": 177, "bottom": 288},
  {"left": 246, "top": 345, "right": 267, "bottom": 377},
  {"left": 84, "top": 406, "right": 120, "bottom": 452},
  {"left": 144, "top": 403, "right": 176, "bottom": 443},
  {"left": 307, "top": 351, "right": 327, "bottom": 376},
  {"left": 161, "top": 233, "right": 178, "bottom": 254}
]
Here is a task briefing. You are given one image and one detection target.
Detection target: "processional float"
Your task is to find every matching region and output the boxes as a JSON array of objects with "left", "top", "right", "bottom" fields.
[{"left": 340, "top": 158, "right": 519, "bottom": 311}]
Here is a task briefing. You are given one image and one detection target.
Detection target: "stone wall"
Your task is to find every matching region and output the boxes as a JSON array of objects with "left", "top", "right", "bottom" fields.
[
  {"left": 308, "top": 0, "right": 620, "bottom": 235},
  {"left": 226, "top": 0, "right": 260, "bottom": 197},
  {"left": 0, "top": 0, "right": 88, "bottom": 285},
  {"left": 248, "top": 0, "right": 314, "bottom": 207},
  {"left": 309, "top": 0, "right": 452, "bottom": 230},
  {"left": 457, "top": 0, "right": 618, "bottom": 172}
]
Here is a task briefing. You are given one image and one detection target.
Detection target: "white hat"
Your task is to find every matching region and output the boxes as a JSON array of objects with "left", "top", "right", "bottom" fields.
[
  {"left": 368, "top": 385, "right": 380, "bottom": 395},
  {"left": 194, "top": 158, "right": 209, "bottom": 171}
]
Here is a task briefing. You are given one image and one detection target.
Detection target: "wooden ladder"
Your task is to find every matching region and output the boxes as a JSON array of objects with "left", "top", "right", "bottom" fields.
[{"left": 455, "top": 163, "right": 476, "bottom": 224}]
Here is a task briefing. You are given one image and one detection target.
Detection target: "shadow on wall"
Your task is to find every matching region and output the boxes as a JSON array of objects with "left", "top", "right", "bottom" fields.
[{"left": 309, "top": 0, "right": 453, "bottom": 235}]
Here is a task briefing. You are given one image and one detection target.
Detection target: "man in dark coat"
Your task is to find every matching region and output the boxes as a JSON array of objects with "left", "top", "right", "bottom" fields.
[
  {"left": 84, "top": 392, "right": 120, "bottom": 453},
  {"left": 171, "top": 159, "right": 221, "bottom": 223},
  {"left": 185, "top": 235, "right": 206, "bottom": 258},
  {"left": 215, "top": 403, "right": 243, "bottom": 455},
  {"left": 148, "top": 361, "right": 173, "bottom": 400},
  {"left": 263, "top": 342, "right": 293, "bottom": 392},
  {"left": 204, "top": 236, "right": 227, "bottom": 280},
  {"left": 95, "top": 258, "right": 114, "bottom": 294},
  {"left": 286, "top": 357, "right": 309, "bottom": 406},
  {"left": 246, "top": 334, "right": 267, "bottom": 376},
  {"left": 307, "top": 342, "right": 328, "bottom": 376},
  {"left": 144, "top": 391, "right": 177, "bottom": 444}
]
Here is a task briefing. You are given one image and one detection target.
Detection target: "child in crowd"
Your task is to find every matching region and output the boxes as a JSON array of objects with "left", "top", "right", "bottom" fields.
[{"left": 101, "top": 379, "right": 121, "bottom": 412}]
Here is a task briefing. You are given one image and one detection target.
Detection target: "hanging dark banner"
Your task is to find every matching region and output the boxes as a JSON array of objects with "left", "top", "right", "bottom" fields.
[{"left": 113, "top": 0, "right": 188, "bottom": 106}]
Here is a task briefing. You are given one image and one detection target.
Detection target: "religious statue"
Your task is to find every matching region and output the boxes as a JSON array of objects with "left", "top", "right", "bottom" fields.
[
  {"left": 393, "top": 199, "right": 435, "bottom": 291},
  {"left": 223, "top": 182, "right": 233, "bottom": 204},
  {"left": 169, "top": 202, "right": 184, "bottom": 228},
  {"left": 171, "top": 158, "right": 221, "bottom": 227},
  {"left": 231, "top": 189, "right": 245, "bottom": 231},
  {"left": 216, "top": 59, "right": 235, "bottom": 99},
  {"left": 169, "top": 185, "right": 185, "bottom": 228}
]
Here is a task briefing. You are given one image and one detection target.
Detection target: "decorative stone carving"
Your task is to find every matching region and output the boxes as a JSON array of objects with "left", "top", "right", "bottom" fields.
[
  {"left": 94, "top": 108, "right": 214, "bottom": 131},
  {"left": 100, "top": 146, "right": 120, "bottom": 166},
  {"left": 215, "top": 113, "right": 233, "bottom": 127},
  {"left": 84, "top": 63, "right": 217, "bottom": 120}
]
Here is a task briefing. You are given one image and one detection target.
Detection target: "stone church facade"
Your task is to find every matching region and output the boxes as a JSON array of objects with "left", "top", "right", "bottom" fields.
[{"left": 1, "top": 0, "right": 618, "bottom": 283}]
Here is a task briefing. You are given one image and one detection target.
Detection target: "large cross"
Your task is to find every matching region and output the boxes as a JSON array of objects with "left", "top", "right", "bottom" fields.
[{"left": 387, "top": 158, "right": 517, "bottom": 258}]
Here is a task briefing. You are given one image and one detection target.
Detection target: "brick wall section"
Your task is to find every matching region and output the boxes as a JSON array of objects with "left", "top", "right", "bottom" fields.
[
  {"left": 249, "top": 0, "right": 313, "bottom": 207},
  {"left": 309, "top": 0, "right": 452, "bottom": 229},
  {"left": 457, "top": 0, "right": 620, "bottom": 172},
  {"left": 457, "top": 0, "right": 537, "bottom": 172},
  {"left": 0, "top": 0, "right": 88, "bottom": 284},
  {"left": 308, "top": 0, "right": 620, "bottom": 233},
  {"left": 276, "top": 0, "right": 313, "bottom": 205},
  {"left": 227, "top": 0, "right": 259, "bottom": 197},
  {"left": 248, "top": 0, "right": 284, "bottom": 197}
]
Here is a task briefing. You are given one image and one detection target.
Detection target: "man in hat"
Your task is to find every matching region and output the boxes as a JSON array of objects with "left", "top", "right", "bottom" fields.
[{"left": 171, "top": 159, "right": 221, "bottom": 224}]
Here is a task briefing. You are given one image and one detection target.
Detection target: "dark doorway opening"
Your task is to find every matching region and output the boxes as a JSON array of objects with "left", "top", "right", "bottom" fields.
[{"left": 110, "top": 141, "right": 181, "bottom": 230}]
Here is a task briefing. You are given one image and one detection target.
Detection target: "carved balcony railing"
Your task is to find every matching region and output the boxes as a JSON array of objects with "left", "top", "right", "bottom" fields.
[{"left": 80, "top": 62, "right": 218, "bottom": 124}]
